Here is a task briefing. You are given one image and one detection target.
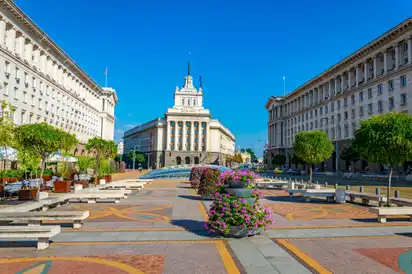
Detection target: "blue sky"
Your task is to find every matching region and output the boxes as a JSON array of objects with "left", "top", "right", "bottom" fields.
[{"left": 17, "top": 0, "right": 412, "bottom": 156}]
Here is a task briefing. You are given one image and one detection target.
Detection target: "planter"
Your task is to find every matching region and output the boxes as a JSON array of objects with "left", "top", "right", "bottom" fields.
[
  {"left": 248, "top": 228, "right": 261, "bottom": 236},
  {"left": 200, "top": 194, "right": 214, "bottom": 200},
  {"left": 18, "top": 188, "right": 38, "bottom": 201},
  {"left": 228, "top": 180, "right": 248, "bottom": 188},
  {"left": 54, "top": 181, "right": 71, "bottom": 193},
  {"left": 224, "top": 188, "right": 253, "bottom": 197},
  {"left": 225, "top": 226, "right": 249, "bottom": 238},
  {"left": 105, "top": 175, "right": 112, "bottom": 183},
  {"left": 75, "top": 180, "right": 89, "bottom": 188},
  {"left": 42, "top": 176, "right": 52, "bottom": 182},
  {"left": 243, "top": 197, "right": 257, "bottom": 205}
]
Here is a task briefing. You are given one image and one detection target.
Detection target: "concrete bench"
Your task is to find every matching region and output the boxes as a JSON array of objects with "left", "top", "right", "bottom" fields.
[
  {"left": 287, "top": 189, "right": 307, "bottom": 197},
  {"left": 0, "top": 225, "right": 60, "bottom": 250},
  {"left": 256, "top": 181, "right": 288, "bottom": 189},
  {"left": 68, "top": 192, "right": 125, "bottom": 203},
  {"left": 41, "top": 195, "right": 70, "bottom": 211},
  {"left": 100, "top": 182, "right": 144, "bottom": 190},
  {"left": 303, "top": 191, "right": 335, "bottom": 202},
  {"left": 0, "top": 202, "right": 43, "bottom": 213},
  {"left": 348, "top": 192, "right": 387, "bottom": 206},
  {"left": 369, "top": 207, "right": 412, "bottom": 223},
  {"left": 0, "top": 211, "right": 89, "bottom": 228},
  {"left": 390, "top": 198, "right": 412, "bottom": 207}
]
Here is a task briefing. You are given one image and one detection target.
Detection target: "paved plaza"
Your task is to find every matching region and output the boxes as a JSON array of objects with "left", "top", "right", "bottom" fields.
[{"left": 2, "top": 180, "right": 412, "bottom": 273}]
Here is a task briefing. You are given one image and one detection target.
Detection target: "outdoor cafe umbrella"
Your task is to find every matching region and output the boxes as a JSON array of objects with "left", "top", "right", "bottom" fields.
[
  {"left": 46, "top": 152, "right": 78, "bottom": 163},
  {"left": 0, "top": 147, "right": 18, "bottom": 161}
]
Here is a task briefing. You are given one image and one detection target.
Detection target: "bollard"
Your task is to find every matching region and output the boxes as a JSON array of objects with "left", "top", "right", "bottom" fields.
[
  {"left": 335, "top": 183, "right": 338, "bottom": 189},
  {"left": 346, "top": 185, "right": 350, "bottom": 190},
  {"left": 376, "top": 188, "right": 381, "bottom": 196},
  {"left": 360, "top": 186, "right": 364, "bottom": 193},
  {"left": 395, "top": 190, "right": 400, "bottom": 199},
  {"left": 325, "top": 182, "right": 328, "bottom": 188}
]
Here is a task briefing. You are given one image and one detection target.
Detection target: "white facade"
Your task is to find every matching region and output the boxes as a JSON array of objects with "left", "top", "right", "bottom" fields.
[
  {"left": 0, "top": 0, "right": 117, "bottom": 144},
  {"left": 117, "top": 141, "right": 124, "bottom": 155},
  {"left": 124, "top": 67, "right": 235, "bottom": 168},
  {"left": 266, "top": 18, "right": 412, "bottom": 171}
]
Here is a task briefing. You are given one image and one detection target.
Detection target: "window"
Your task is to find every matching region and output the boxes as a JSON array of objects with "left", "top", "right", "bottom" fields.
[
  {"left": 32, "top": 77, "right": 36, "bottom": 88},
  {"left": 5, "top": 61, "right": 10, "bottom": 74},
  {"left": 331, "top": 102, "right": 334, "bottom": 111},
  {"left": 193, "top": 98, "right": 196, "bottom": 105},
  {"left": 325, "top": 105, "right": 328, "bottom": 114},
  {"left": 337, "top": 113, "right": 341, "bottom": 122},
  {"left": 315, "top": 120, "right": 318, "bottom": 128},
  {"left": 351, "top": 108, "right": 355, "bottom": 118},
  {"left": 315, "top": 109, "right": 318, "bottom": 117},
  {"left": 187, "top": 99, "right": 190, "bottom": 105},
  {"left": 13, "top": 87, "right": 18, "bottom": 99},
  {"left": 401, "top": 75, "right": 407, "bottom": 87},
  {"left": 337, "top": 100, "right": 341, "bottom": 110},
  {"left": 368, "top": 88, "right": 372, "bottom": 98},
  {"left": 331, "top": 115, "right": 334, "bottom": 124},
  {"left": 31, "top": 95, "right": 35, "bottom": 106},
  {"left": 389, "top": 97, "right": 394, "bottom": 109},
  {"left": 388, "top": 80, "right": 394, "bottom": 91},
  {"left": 351, "top": 95, "right": 355, "bottom": 104},
  {"left": 360, "top": 106, "right": 364, "bottom": 116},
  {"left": 344, "top": 111, "right": 348, "bottom": 120},
  {"left": 15, "top": 67, "right": 19, "bottom": 79},
  {"left": 377, "top": 84, "right": 382, "bottom": 95},
  {"left": 23, "top": 91, "right": 27, "bottom": 103},
  {"left": 378, "top": 101, "right": 383, "bottom": 112},
  {"left": 181, "top": 98, "right": 184, "bottom": 105},
  {"left": 401, "top": 93, "right": 407, "bottom": 105},
  {"left": 38, "top": 98, "right": 42, "bottom": 109},
  {"left": 368, "top": 103, "right": 373, "bottom": 114},
  {"left": 320, "top": 107, "right": 323, "bottom": 116},
  {"left": 344, "top": 98, "right": 348, "bottom": 107},
  {"left": 4, "top": 82, "right": 8, "bottom": 96},
  {"left": 359, "top": 91, "right": 364, "bottom": 101}
]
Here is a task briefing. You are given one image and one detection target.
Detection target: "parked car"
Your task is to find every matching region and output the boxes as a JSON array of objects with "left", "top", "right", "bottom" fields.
[
  {"left": 274, "top": 168, "right": 283, "bottom": 174},
  {"left": 288, "top": 168, "right": 301, "bottom": 176}
]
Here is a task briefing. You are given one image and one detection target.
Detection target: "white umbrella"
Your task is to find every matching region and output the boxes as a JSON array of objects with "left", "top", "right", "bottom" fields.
[
  {"left": 47, "top": 152, "right": 78, "bottom": 163},
  {"left": 0, "top": 147, "right": 17, "bottom": 161}
]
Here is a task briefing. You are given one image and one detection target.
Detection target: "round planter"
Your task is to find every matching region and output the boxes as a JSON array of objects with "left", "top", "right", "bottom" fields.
[
  {"left": 242, "top": 197, "right": 257, "bottom": 204},
  {"left": 229, "top": 180, "right": 247, "bottom": 188},
  {"left": 200, "top": 194, "right": 214, "bottom": 200},
  {"left": 248, "top": 228, "right": 261, "bottom": 236},
  {"left": 225, "top": 226, "right": 248, "bottom": 238},
  {"left": 224, "top": 188, "right": 253, "bottom": 197}
]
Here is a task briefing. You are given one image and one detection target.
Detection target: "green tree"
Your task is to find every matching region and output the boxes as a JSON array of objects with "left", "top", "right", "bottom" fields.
[
  {"left": 352, "top": 113, "right": 412, "bottom": 205},
  {"left": 17, "top": 150, "right": 41, "bottom": 179},
  {"left": 77, "top": 156, "right": 96, "bottom": 174},
  {"left": 0, "top": 100, "right": 16, "bottom": 170},
  {"left": 15, "top": 123, "right": 78, "bottom": 181},
  {"left": 86, "top": 138, "right": 117, "bottom": 177},
  {"left": 246, "top": 148, "right": 257, "bottom": 163},
  {"left": 272, "top": 154, "right": 286, "bottom": 166},
  {"left": 340, "top": 145, "right": 360, "bottom": 171},
  {"left": 128, "top": 151, "right": 145, "bottom": 164},
  {"left": 293, "top": 131, "right": 333, "bottom": 184}
]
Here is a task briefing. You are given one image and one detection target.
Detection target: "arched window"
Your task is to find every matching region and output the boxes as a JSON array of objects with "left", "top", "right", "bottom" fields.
[
  {"left": 185, "top": 156, "right": 191, "bottom": 165},
  {"left": 193, "top": 99, "right": 196, "bottom": 106},
  {"left": 188, "top": 98, "right": 191, "bottom": 106},
  {"left": 176, "top": 156, "right": 182, "bottom": 165},
  {"left": 181, "top": 98, "right": 184, "bottom": 105}
]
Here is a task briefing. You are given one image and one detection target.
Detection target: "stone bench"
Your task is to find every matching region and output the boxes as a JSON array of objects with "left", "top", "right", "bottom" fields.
[
  {"left": 0, "top": 202, "right": 43, "bottom": 213},
  {"left": 256, "top": 181, "right": 288, "bottom": 189},
  {"left": 369, "top": 207, "right": 412, "bottom": 223},
  {"left": 390, "top": 198, "right": 412, "bottom": 207},
  {"left": 68, "top": 192, "right": 126, "bottom": 203},
  {"left": 348, "top": 192, "right": 387, "bottom": 206},
  {"left": 287, "top": 189, "right": 307, "bottom": 197},
  {"left": 0, "top": 211, "right": 89, "bottom": 228},
  {"left": 0, "top": 225, "right": 60, "bottom": 250},
  {"left": 41, "top": 195, "right": 70, "bottom": 211},
  {"left": 100, "top": 182, "right": 144, "bottom": 190},
  {"left": 303, "top": 191, "right": 336, "bottom": 202}
]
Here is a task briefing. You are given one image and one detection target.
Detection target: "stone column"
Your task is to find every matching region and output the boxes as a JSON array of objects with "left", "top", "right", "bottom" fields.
[
  {"left": 408, "top": 36, "right": 412, "bottom": 64},
  {"left": 24, "top": 40, "right": 33, "bottom": 63},
  {"left": 166, "top": 121, "right": 171, "bottom": 150},
  {"left": 174, "top": 121, "right": 178, "bottom": 151},
  {"left": 190, "top": 121, "right": 195, "bottom": 151},
  {"left": 40, "top": 52, "right": 47, "bottom": 73},
  {"left": 197, "top": 123, "right": 202, "bottom": 152},
  {"left": 0, "top": 19, "right": 7, "bottom": 46},
  {"left": 6, "top": 27, "right": 16, "bottom": 52},
  {"left": 33, "top": 46, "right": 40, "bottom": 68},
  {"left": 355, "top": 66, "right": 359, "bottom": 87},
  {"left": 328, "top": 80, "right": 332, "bottom": 97},
  {"left": 373, "top": 56, "right": 377, "bottom": 78},
  {"left": 383, "top": 50, "right": 388, "bottom": 74},
  {"left": 206, "top": 123, "right": 210, "bottom": 151},
  {"left": 364, "top": 61, "right": 369, "bottom": 82},
  {"left": 348, "top": 70, "right": 352, "bottom": 89},
  {"left": 394, "top": 43, "right": 399, "bottom": 69},
  {"left": 182, "top": 121, "right": 187, "bottom": 151},
  {"left": 340, "top": 74, "right": 344, "bottom": 92},
  {"left": 17, "top": 35, "right": 25, "bottom": 57}
]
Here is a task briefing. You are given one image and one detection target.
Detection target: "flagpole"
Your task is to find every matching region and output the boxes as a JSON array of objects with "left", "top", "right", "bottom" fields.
[
  {"left": 283, "top": 76, "right": 286, "bottom": 95},
  {"left": 105, "top": 67, "right": 108, "bottom": 87}
]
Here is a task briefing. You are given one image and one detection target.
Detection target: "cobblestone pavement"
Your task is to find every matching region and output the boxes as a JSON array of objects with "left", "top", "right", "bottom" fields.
[{"left": 2, "top": 179, "right": 412, "bottom": 273}]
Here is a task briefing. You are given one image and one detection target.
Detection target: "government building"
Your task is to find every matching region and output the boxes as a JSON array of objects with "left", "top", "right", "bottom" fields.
[
  {"left": 266, "top": 17, "right": 412, "bottom": 172},
  {"left": 123, "top": 65, "right": 235, "bottom": 169},
  {"left": 0, "top": 0, "right": 117, "bottom": 153}
]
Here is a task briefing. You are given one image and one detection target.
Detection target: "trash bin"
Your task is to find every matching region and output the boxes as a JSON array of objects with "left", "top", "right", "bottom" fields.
[{"left": 335, "top": 188, "right": 346, "bottom": 203}]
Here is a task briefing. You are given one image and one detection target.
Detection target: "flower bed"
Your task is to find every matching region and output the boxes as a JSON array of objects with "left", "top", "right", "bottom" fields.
[
  {"left": 205, "top": 169, "right": 273, "bottom": 237},
  {"left": 189, "top": 167, "right": 207, "bottom": 189},
  {"left": 198, "top": 168, "right": 220, "bottom": 199}
]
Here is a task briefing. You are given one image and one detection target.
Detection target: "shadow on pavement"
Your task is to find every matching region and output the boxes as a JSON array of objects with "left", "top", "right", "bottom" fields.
[
  {"left": 171, "top": 219, "right": 220, "bottom": 238},
  {"left": 177, "top": 195, "right": 202, "bottom": 201}
]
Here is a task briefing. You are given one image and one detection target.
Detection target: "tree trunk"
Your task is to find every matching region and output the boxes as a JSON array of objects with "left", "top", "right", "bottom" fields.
[
  {"left": 39, "top": 156, "right": 46, "bottom": 190},
  {"left": 309, "top": 166, "right": 313, "bottom": 185},
  {"left": 387, "top": 167, "right": 392, "bottom": 207}
]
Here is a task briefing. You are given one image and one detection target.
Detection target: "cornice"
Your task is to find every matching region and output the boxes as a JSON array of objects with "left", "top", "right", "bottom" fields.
[
  {"left": 283, "top": 17, "right": 412, "bottom": 100},
  {"left": 0, "top": 0, "right": 104, "bottom": 95}
]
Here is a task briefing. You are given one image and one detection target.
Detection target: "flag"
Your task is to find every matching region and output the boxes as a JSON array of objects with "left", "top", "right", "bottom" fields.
[
  {"left": 104, "top": 67, "right": 108, "bottom": 75},
  {"left": 282, "top": 76, "right": 286, "bottom": 80}
]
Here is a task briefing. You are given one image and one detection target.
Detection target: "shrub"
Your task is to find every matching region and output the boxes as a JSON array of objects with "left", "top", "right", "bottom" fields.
[
  {"left": 217, "top": 170, "right": 259, "bottom": 190},
  {"left": 198, "top": 168, "right": 220, "bottom": 196},
  {"left": 205, "top": 193, "right": 273, "bottom": 235},
  {"left": 189, "top": 167, "right": 207, "bottom": 189}
]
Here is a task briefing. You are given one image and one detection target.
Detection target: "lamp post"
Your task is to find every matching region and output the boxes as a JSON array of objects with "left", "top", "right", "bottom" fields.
[{"left": 132, "top": 139, "right": 141, "bottom": 171}]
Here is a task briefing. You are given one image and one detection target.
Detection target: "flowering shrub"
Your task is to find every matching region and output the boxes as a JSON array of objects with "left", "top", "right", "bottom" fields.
[
  {"left": 218, "top": 170, "right": 259, "bottom": 185},
  {"left": 189, "top": 167, "right": 207, "bottom": 189},
  {"left": 198, "top": 168, "right": 220, "bottom": 197},
  {"left": 205, "top": 193, "right": 273, "bottom": 235}
]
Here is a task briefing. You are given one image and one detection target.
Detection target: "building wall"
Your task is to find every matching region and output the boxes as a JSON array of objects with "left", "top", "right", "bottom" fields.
[
  {"left": 0, "top": 1, "right": 117, "bottom": 143},
  {"left": 266, "top": 18, "right": 412, "bottom": 172}
]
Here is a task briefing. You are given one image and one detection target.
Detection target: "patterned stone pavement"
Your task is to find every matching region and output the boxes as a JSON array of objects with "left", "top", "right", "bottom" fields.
[{"left": 3, "top": 179, "right": 412, "bottom": 273}]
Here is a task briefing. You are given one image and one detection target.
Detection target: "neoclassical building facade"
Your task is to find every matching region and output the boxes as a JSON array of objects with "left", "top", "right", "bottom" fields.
[
  {"left": 123, "top": 68, "right": 235, "bottom": 168},
  {"left": 0, "top": 0, "right": 117, "bottom": 149},
  {"left": 266, "top": 17, "right": 412, "bottom": 172}
]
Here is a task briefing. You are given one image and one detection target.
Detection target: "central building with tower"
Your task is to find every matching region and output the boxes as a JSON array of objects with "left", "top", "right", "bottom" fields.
[{"left": 123, "top": 64, "right": 235, "bottom": 169}]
